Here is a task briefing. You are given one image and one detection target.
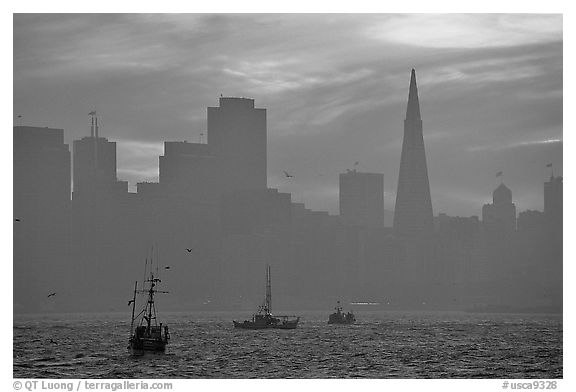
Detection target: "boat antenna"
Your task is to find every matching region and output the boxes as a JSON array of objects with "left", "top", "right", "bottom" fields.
[
  {"left": 150, "top": 243, "right": 154, "bottom": 278},
  {"left": 155, "top": 242, "right": 159, "bottom": 278},
  {"left": 266, "top": 264, "right": 272, "bottom": 314},
  {"left": 129, "top": 281, "right": 137, "bottom": 338},
  {"left": 143, "top": 257, "right": 148, "bottom": 287}
]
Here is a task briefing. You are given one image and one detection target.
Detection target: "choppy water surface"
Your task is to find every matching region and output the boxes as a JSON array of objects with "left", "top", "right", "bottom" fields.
[{"left": 14, "top": 311, "right": 562, "bottom": 378}]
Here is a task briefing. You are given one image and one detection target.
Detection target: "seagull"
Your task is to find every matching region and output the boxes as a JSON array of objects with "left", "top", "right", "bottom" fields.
[
  {"left": 283, "top": 171, "right": 294, "bottom": 179},
  {"left": 186, "top": 248, "right": 193, "bottom": 253},
  {"left": 14, "top": 218, "right": 21, "bottom": 222},
  {"left": 47, "top": 292, "right": 57, "bottom": 298},
  {"left": 164, "top": 266, "right": 171, "bottom": 270}
]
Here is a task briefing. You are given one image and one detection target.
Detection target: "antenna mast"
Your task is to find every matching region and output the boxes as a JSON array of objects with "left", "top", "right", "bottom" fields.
[
  {"left": 266, "top": 265, "right": 272, "bottom": 314},
  {"left": 129, "top": 281, "right": 137, "bottom": 338}
]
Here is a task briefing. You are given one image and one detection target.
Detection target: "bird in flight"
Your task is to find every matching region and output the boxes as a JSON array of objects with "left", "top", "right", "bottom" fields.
[
  {"left": 283, "top": 171, "right": 294, "bottom": 178},
  {"left": 186, "top": 248, "right": 193, "bottom": 253},
  {"left": 47, "top": 292, "right": 57, "bottom": 298},
  {"left": 164, "top": 266, "right": 171, "bottom": 270},
  {"left": 14, "top": 218, "right": 21, "bottom": 222}
]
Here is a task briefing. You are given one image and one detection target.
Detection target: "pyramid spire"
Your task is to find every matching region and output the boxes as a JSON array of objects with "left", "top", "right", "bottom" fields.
[
  {"left": 406, "top": 69, "right": 421, "bottom": 120},
  {"left": 393, "top": 69, "right": 433, "bottom": 238}
]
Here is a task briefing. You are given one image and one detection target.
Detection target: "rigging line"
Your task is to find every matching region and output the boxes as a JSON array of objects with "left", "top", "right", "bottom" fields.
[
  {"left": 156, "top": 242, "right": 159, "bottom": 279},
  {"left": 151, "top": 243, "right": 154, "bottom": 277},
  {"left": 135, "top": 308, "right": 146, "bottom": 319},
  {"left": 143, "top": 257, "right": 148, "bottom": 287}
]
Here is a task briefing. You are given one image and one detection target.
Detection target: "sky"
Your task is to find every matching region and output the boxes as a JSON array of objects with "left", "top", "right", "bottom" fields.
[{"left": 13, "top": 13, "right": 563, "bottom": 218}]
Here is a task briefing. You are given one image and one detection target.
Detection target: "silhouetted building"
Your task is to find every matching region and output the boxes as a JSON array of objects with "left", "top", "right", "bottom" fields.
[
  {"left": 72, "top": 115, "right": 127, "bottom": 199},
  {"left": 14, "top": 126, "right": 71, "bottom": 209},
  {"left": 517, "top": 210, "right": 545, "bottom": 234},
  {"left": 390, "top": 69, "right": 436, "bottom": 305},
  {"left": 393, "top": 69, "right": 434, "bottom": 239},
  {"left": 158, "top": 140, "right": 219, "bottom": 201},
  {"left": 544, "top": 175, "right": 562, "bottom": 232},
  {"left": 482, "top": 182, "right": 517, "bottom": 235},
  {"left": 339, "top": 170, "right": 384, "bottom": 228},
  {"left": 435, "top": 214, "right": 482, "bottom": 304},
  {"left": 13, "top": 126, "right": 71, "bottom": 311},
  {"left": 208, "top": 97, "right": 267, "bottom": 192}
]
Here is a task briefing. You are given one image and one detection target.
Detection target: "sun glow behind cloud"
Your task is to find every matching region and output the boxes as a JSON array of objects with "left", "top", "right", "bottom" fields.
[{"left": 365, "top": 14, "right": 562, "bottom": 48}]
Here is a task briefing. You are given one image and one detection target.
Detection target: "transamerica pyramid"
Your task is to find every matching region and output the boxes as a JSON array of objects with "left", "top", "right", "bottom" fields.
[{"left": 393, "top": 69, "right": 434, "bottom": 238}]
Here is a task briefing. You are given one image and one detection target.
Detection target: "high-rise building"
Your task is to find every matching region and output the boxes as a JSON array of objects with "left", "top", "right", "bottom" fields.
[
  {"left": 393, "top": 69, "right": 434, "bottom": 239},
  {"left": 339, "top": 169, "right": 384, "bottom": 228},
  {"left": 207, "top": 97, "right": 267, "bottom": 192},
  {"left": 72, "top": 114, "right": 127, "bottom": 199},
  {"left": 158, "top": 140, "right": 220, "bottom": 201},
  {"left": 13, "top": 126, "right": 71, "bottom": 311},
  {"left": 544, "top": 175, "right": 562, "bottom": 231},
  {"left": 14, "top": 126, "right": 71, "bottom": 211},
  {"left": 482, "top": 182, "right": 517, "bottom": 235}
]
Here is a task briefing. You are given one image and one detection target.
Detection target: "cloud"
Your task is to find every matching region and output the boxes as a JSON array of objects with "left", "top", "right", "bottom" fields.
[
  {"left": 466, "top": 138, "right": 562, "bottom": 152},
  {"left": 365, "top": 14, "right": 562, "bottom": 49},
  {"left": 116, "top": 139, "right": 164, "bottom": 158},
  {"left": 13, "top": 14, "right": 562, "bottom": 216}
]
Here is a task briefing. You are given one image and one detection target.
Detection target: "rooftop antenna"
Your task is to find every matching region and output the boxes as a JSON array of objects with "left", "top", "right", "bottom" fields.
[{"left": 89, "top": 111, "right": 96, "bottom": 137}]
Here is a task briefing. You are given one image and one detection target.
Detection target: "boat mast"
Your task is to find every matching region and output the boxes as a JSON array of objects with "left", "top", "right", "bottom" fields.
[
  {"left": 146, "top": 274, "right": 158, "bottom": 332},
  {"left": 266, "top": 265, "right": 271, "bottom": 314},
  {"left": 129, "top": 281, "right": 137, "bottom": 337}
]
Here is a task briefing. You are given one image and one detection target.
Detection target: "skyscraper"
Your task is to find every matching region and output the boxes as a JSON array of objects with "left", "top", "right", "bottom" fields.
[
  {"left": 13, "top": 126, "right": 71, "bottom": 311},
  {"left": 158, "top": 140, "right": 219, "bottom": 201},
  {"left": 482, "top": 182, "right": 517, "bottom": 235},
  {"left": 544, "top": 175, "right": 562, "bottom": 232},
  {"left": 207, "top": 97, "right": 267, "bottom": 192},
  {"left": 14, "top": 126, "right": 71, "bottom": 212},
  {"left": 72, "top": 114, "right": 127, "bottom": 200},
  {"left": 393, "top": 69, "right": 434, "bottom": 239},
  {"left": 339, "top": 170, "right": 384, "bottom": 228}
]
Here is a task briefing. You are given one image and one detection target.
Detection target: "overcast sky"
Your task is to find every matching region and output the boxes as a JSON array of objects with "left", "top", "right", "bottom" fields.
[{"left": 13, "top": 13, "right": 562, "bottom": 218}]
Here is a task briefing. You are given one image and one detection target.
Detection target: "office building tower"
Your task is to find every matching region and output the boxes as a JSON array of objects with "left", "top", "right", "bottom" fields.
[
  {"left": 339, "top": 170, "right": 384, "bottom": 228},
  {"left": 393, "top": 69, "right": 434, "bottom": 238}
]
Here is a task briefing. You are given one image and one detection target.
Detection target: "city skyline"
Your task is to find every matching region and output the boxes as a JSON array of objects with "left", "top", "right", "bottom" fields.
[{"left": 14, "top": 14, "right": 562, "bottom": 217}]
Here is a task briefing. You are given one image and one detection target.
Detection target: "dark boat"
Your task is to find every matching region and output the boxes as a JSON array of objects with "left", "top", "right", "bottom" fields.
[
  {"left": 233, "top": 265, "right": 299, "bottom": 329},
  {"left": 328, "top": 301, "right": 355, "bottom": 324},
  {"left": 128, "top": 258, "right": 170, "bottom": 354}
]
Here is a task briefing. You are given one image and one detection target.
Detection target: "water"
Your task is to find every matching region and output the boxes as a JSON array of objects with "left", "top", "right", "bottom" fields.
[{"left": 13, "top": 310, "right": 562, "bottom": 378}]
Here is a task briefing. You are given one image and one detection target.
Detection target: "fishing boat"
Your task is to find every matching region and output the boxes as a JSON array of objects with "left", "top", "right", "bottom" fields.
[
  {"left": 233, "top": 265, "right": 299, "bottom": 329},
  {"left": 128, "top": 260, "right": 170, "bottom": 354},
  {"left": 328, "top": 301, "right": 356, "bottom": 324}
]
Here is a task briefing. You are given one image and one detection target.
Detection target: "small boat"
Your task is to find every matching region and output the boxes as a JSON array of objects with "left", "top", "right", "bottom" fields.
[
  {"left": 128, "top": 257, "right": 170, "bottom": 354},
  {"left": 233, "top": 265, "right": 299, "bottom": 330},
  {"left": 328, "top": 301, "right": 355, "bottom": 324}
]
